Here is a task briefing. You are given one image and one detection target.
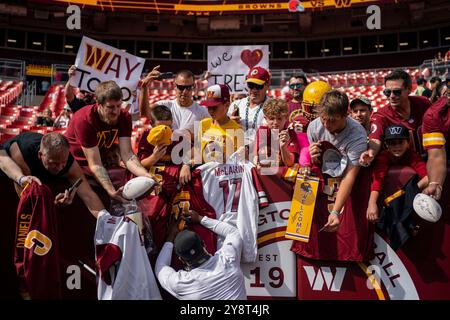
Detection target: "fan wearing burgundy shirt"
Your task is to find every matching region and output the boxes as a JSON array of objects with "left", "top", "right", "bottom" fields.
[
  {"left": 65, "top": 80, "right": 155, "bottom": 203},
  {"left": 366, "top": 125, "right": 429, "bottom": 223},
  {"left": 421, "top": 78, "right": 450, "bottom": 200},
  {"left": 360, "top": 70, "right": 431, "bottom": 166}
]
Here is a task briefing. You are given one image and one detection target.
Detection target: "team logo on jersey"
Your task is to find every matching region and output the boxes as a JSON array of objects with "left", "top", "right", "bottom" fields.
[{"left": 371, "top": 123, "right": 377, "bottom": 134}]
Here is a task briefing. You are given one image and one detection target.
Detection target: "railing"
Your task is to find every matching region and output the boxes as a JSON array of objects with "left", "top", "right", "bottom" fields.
[
  {"left": 0, "top": 58, "right": 26, "bottom": 81},
  {"left": 21, "top": 80, "right": 37, "bottom": 106},
  {"left": 419, "top": 59, "right": 449, "bottom": 79}
]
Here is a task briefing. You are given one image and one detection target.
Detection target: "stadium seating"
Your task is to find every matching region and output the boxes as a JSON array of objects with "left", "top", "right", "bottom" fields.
[{"left": 0, "top": 67, "right": 422, "bottom": 144}]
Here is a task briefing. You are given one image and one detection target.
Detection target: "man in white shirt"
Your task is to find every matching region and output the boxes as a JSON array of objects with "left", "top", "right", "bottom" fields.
[
  {"left": 140, "top": 69, "right": 210, "bottom": 135},
  {"left": 228, "top": 66, "right": 271, "bottom": 143},
  {"left": 155, "top": 211, "right": 247, "bottom": 300}
]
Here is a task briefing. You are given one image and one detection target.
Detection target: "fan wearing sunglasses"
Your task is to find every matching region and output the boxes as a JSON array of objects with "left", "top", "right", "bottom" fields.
[
  {"left": 228, "top": 66, "right": 270, "bottom": 142},
  {"left": 421, "top": 77, "right": 450, "bottom": 201},
  {"left": 359, "top": 69, "right": 431, "bottom": 167},
  {"left": 287, "top": 74, "right": 308, "bottom": 119},
  {"left": 140, "top": 69, "right": 210, "bottom": 136}
]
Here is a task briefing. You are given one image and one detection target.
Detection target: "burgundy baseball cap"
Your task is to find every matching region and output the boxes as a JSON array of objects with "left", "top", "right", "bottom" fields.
[
  {"left": 200, "top": 84, "right": 230, "bottom": 107},
  {"left": 246, "top": 66, "right": 270, "bottom": 85}
]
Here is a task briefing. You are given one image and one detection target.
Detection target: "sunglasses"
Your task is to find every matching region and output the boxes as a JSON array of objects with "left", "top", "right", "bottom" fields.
[
  {"left": 289, "top": 83, "right": 304, "bottom": 89},
  {"left": 176, "top": 84, "right": 194, "bottom": 91},
  {"left": 383, "top": 88, "right": 403, "bottom": 97},
  {"left": 247, "top": 82, "right": 265, "bottom": 90}
]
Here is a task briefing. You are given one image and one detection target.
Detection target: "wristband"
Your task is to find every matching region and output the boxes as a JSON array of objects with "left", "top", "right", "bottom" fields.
[
  {"left": 17, "top": 176, "right": 26, "bottom": 187},
  {"left": 330, "top": 210, "right": 342, "bottom": 218}
]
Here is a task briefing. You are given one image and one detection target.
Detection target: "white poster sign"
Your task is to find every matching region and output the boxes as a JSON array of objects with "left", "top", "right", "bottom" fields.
[
  {"left": 207, "top": 45, "right": 269, "bottom": 93},
  {"left": 70, "top": 36, "right": 145, "bottom": 101}
]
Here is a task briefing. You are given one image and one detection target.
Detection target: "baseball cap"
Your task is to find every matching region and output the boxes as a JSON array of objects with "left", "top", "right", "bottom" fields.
[
  {"left": 350, "top": 95, "right": 372, "bottom": 110},
  {"left": 383, "top": 125, "right": 409, "bottom": 141},
  {"left": 174, "top": 230, "right": 205, "bottom": 263},
  {"left": 245, "top": 66, "right": 270, "bottom": 85},
  {"left": 200, "top": 84, "right": 230, "bottom": 107},
  {"left": 319, "top": 141, "right": 348, "bottom": 177},
  {"left": 147, "top": 125, "right": 172, "bottom": 146}
]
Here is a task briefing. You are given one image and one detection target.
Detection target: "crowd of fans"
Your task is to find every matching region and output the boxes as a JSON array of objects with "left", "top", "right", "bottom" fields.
[{"left": 0, "top": 62, "right": 449, "bottom": 300}]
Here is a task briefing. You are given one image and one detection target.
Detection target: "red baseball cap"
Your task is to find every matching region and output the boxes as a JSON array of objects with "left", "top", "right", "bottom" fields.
[
  {"left": 200, "top": 84, "right": 230, "bottom": 107},
  {"left": 246, "top": 66, "right": 270, "bottom": 85}
]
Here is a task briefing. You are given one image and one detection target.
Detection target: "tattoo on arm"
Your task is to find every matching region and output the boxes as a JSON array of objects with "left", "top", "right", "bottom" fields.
[{"left": 92, "top": 165, "right": 114, "bottom": 193}]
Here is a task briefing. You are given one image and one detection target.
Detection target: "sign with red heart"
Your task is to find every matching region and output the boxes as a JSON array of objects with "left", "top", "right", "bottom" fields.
[
  {"left": 240, "top": 49, "right": 264, "bottom": 69},
  {"left": 207, "top": 45, "right": 269, "bottom": 93}
]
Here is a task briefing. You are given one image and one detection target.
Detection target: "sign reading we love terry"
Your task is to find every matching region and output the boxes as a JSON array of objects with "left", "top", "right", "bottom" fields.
[
  {"left": 207, "top": 45, "right": 269, "bottom": 93},
  {"left": 70, "top": 36, "right": 145, "bottom": 102}
]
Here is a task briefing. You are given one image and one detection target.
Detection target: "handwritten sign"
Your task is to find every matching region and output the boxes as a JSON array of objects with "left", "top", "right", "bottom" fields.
[
  {"left": 207, "top": 45, "right": 269, "bottom": 93},
  {"left": 70, "top": 36, "right": 145, "bottom": 101}
]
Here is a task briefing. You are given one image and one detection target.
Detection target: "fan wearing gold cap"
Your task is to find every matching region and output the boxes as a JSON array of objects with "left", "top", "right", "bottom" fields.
[
  {"left": 199, "top": 84, "right": 242, "bottom": 164},
  {"left": 137, "top": 105, "right": 174, "bottom": 168}
]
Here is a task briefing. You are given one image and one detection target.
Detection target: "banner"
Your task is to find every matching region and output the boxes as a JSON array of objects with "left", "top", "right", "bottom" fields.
[
  {"left": 285, "top": 176, "right": 320, "bottom": 243},
  {"left": 70, "top": 36, "right": 145, "bottom": 102},
  {"left": 207, "top": 45, "right": 269, "bottom": 93}
]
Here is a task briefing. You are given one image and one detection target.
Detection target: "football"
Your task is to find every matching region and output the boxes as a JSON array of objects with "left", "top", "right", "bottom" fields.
[
  {"left": 413, "top": 193, "right": 442, "bottom": 223},
  {"left": 122, "top": 176, "right": 157, "bottom": 200}
]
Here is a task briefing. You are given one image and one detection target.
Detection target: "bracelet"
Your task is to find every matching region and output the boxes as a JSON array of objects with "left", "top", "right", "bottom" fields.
[
  {"left": 17, "top": 175, "right": 26, "bottom": 187},
  {"left": 330, "top": 210, "right": 342, "bottom": 217}
]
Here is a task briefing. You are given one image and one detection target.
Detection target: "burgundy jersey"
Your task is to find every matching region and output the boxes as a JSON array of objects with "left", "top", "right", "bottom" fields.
[
  {"left": 422, "top": 96, "right": 450, "bottom": 153},
  {"left": 14, "top": 182, "right": 62, "bottom": 299},
  {"left": 65, "top": 103, "right": 132, "bottom": 168},
  {"left": 139, "top": 165, "right": 217, "bottom": 270},
  {"left": 369, "top": 96, "right": 431, "bottom": 153},
  {"left": 291, "top": 166, "right": 374, "bottom": 262},
  {"left": 137, "top": 129, "right": 180, "bottom": 165}
]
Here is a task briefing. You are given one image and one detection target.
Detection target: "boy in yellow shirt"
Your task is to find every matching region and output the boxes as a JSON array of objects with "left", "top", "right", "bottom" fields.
[{"left": 198, "top": 84, "right": 243, "bottom": 163}]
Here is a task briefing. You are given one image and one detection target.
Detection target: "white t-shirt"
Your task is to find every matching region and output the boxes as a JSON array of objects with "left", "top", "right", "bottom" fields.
[
  {"left": 228, "top": 97, "right": 267, "bottom": 142},
  {"left": 95, "top": 211, "right": 162, "bottom": 300},
  {"left": 158, "top": 99, "right": 210, "bottom": 134},
  {"left": 197, "top": 161, "right": 269, "bottom": 263},
  {"left": 155, "top": 216, "right": 246, "bottom": 300}
]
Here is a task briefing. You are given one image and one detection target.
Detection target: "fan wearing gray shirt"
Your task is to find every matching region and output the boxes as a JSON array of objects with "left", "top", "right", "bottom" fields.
[{"left": 308, "top": 90, "right": 368, "bottom": 232}]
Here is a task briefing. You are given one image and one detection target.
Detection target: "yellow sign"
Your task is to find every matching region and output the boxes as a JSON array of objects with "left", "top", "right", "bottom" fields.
[
  {"left": 52, "top": 0, "right": 381, "bottom": 14},
  {"left": 26, "top": 64, "right": 52, "bottom": 77},
  {"left": 285, "top": 175, "right": 319, "bottom": 243}
]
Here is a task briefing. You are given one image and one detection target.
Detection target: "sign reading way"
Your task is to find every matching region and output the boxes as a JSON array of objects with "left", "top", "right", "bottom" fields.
[{"left": 70, "top": 36, "right": 145, "bottom": 102}]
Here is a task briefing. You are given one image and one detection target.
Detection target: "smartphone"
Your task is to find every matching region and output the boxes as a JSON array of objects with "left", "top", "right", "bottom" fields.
[
  {"left": 156, "top": 72, "right": 174, "bottom": 80},
  {"left": 68, "top": 177, "right": 83, "bottom": 194}
]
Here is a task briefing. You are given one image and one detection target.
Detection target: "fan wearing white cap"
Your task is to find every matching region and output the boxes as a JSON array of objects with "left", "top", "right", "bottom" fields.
[
  {"left": 366, "top": 125, "right": 429, "bottom": 223},
  {"left": 198, "top": 84, "right": 243, "bottom": 164},
  {"left": 349, "top": 95, "right": 372, "bottom": 134},
  {"left": 308, "top": 90, "right": 367, "bottom": 232}
]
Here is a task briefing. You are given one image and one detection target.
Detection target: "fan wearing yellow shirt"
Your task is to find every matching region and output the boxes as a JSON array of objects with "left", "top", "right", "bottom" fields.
[{"left": 199, "top": 84, "right": 243, "bottom": 164}]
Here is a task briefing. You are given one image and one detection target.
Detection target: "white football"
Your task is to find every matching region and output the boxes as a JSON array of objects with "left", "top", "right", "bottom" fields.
[
  {"left": 413, "top": 193, "right": 442, "bottom": 223},
  {"left": 122, "top": 176, "right": 156, "bottom": 200}
]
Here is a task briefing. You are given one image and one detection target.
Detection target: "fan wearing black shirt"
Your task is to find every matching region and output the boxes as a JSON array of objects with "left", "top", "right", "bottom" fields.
[{"left": 0, "top": 132, "right": 104, "bottom": 218}]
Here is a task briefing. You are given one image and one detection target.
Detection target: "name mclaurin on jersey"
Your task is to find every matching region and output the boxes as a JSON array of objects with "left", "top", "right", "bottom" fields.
[{"left": 215, "top": 165, "right": 245, "bottom": 177}]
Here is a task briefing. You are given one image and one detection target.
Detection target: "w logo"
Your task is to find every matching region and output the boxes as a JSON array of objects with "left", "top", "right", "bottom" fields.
[
  {"left": 388, "top": 126, "right": 403, "bottom": 135},
  {"left": 334, "top": 0, "right": 351, "bottom": 8},
  {"left": 303, "top": 266, "right": 346, "bottom": 291}
]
